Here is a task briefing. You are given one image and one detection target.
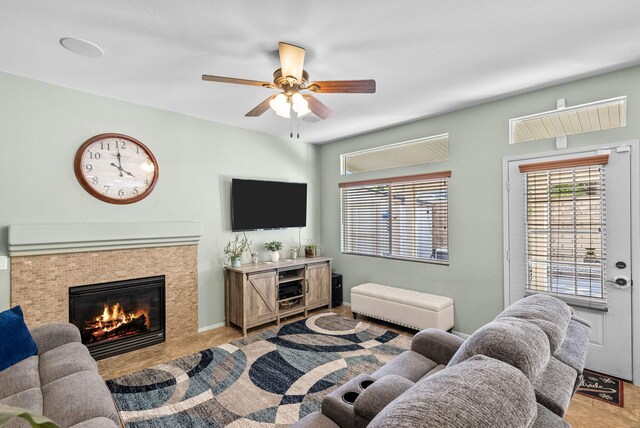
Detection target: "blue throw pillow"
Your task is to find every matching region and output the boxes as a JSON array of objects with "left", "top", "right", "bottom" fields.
[{"left": 0, "top": 305, "right": 38, "bottom": 372}]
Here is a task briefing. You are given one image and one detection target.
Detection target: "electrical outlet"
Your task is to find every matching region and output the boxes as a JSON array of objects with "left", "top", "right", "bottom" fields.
[{"left": 0, "top": 256, "right": 7, "bottom": 270}]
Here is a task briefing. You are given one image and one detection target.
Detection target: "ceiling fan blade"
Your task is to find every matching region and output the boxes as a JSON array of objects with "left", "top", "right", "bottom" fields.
[
  {"left": 202, "top": 74, "right": 271, "bottom": 87},
  {"left": 303, "top": 94, "right": 332, "bottom": 120},
  {"left": 245, "top": 95, "right": 277, "bottom": 117},
  {"left": 279, "top": 42, "right": 305, "bottom": 82},
  {"left": 308, "top": 79, "right": 376, "bottom": 93}
]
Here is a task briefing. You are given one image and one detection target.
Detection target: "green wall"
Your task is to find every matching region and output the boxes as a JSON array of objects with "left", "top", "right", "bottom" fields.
[
  {"left": 319, "top": 66, "right": 640, "bottom": 335},
  {"left": 0, "top": 71, "right": 320, "bottom": 330}
]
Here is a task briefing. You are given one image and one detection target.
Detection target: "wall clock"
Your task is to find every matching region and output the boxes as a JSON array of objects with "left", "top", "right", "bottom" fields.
[{"left": 74, "top": 133, "right": 159, "bottom": 204}]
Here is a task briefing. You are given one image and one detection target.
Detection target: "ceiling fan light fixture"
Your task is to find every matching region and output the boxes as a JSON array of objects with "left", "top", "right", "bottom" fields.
[
  {"left": 269, "top": 93, "right": 291, "bottom": 118},
  {"left": 291, "top": 93, "right": 310, "bottom": 116}
]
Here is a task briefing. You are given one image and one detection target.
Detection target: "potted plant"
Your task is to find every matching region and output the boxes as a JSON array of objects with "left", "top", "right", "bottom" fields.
[
  {"left": 304, "top": 242, "right": 318, "bottom": 258},
  {"left": 224, "top": 235, "right": 250, "bottom": 267},
  {"left": 265, "top": 241, "right": 283, "bottom": 262}
]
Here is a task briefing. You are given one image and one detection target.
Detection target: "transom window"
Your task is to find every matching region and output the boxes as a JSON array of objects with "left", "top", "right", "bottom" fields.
[
  {"left": 521, "top": 155, "right": 607, "bottom": 308},
  {"left": 340, "top": 172, "right": 450, "bottom": 264}
]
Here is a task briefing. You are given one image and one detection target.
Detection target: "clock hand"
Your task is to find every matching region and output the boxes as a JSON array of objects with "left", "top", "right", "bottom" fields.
[
  {"left": 122, "top": 169, "right": 136, "bottom": 178},
  {"left": 115, "top": 147, "right": 123, "bottom": 177}
]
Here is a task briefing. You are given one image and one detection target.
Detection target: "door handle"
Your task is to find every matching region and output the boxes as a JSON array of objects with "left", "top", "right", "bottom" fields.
[{"left": 607, "top": 275, "right": 631, "bottom": 289}]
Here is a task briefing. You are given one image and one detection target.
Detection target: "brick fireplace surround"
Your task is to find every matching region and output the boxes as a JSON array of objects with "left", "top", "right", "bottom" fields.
[{"left": 8, "top": 222, "right": 201, "bottom": 342}]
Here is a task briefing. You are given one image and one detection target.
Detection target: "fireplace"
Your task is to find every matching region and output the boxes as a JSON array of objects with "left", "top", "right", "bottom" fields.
[{"left": 69, "top": 275, "right": 166, "bottom": 360}]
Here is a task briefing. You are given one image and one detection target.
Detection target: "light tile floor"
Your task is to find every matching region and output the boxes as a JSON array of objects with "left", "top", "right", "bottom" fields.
[{"left": 98, "top": 306, "right": 639, "bottom": 427}]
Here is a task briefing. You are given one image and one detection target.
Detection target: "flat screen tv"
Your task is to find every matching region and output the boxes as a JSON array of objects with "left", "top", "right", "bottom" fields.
[{"left": 231, "top": 179, "right": 307, "bottom": 231}]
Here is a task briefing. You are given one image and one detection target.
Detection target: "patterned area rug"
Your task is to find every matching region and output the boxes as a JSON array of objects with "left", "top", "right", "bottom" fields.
[
  {"left": 107, "top": 313, "right": 411, "bottom": 427},
  {"left": 577, "top": 369, "right": 624, "bottom": 407}
]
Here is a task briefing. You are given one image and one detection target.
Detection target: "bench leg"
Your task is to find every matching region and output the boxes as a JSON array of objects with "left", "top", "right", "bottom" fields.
[{"left": 352, "top": 312, "right": 357, "bottom": 320}]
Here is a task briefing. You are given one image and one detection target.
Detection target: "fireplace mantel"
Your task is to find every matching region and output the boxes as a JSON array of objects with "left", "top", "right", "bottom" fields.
[{"left": 8, "top": 222, "right": 201, "bottom": 256}]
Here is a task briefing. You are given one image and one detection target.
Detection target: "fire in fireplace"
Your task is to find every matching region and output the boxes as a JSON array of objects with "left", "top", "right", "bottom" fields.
[{"left": 69, "top": 276, "right": 165, "bottom": 359}]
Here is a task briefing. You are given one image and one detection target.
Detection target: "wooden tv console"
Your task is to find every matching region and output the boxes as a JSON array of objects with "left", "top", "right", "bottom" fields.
[{"left": 224, "top": 256, "right": 332, "bottom": 336}]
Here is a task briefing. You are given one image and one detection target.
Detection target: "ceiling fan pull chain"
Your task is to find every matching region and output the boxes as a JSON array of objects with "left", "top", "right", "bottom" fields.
[
  {"left": 290, "top": 116, "right": 293, "bottom": 139},
  {"left": 297, "top": 117, "right": 300, "bottom": 139}
]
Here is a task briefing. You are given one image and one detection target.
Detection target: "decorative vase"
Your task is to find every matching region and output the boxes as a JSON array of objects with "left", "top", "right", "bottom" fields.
[
  {"left": 290, "top": 248, "right": 298, "bottom": 259},
  {"left": 271, "top": 251, "right": 280, "bottom": 262},
  {"left": 305, "top": 247, "right": 317, "bottom": 258},
  {"left": 231, "top": 257, "right": 242, "bottom": 267},
  {"left": 251, "top": 253, "right": 259, "bottom": 264}
]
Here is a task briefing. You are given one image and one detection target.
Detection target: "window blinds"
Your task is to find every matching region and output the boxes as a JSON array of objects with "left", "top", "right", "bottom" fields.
[
  {"left": 520, "top": 155, "right": 608, "bottom": 310},
  {"left": 340, "top": 172, "right": 450, "bottom": 263}
]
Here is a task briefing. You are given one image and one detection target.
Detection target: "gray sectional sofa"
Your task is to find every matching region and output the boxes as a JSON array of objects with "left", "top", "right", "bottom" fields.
[
  {"left": 294, "top": 294, "right": 591, "bottom": 427},
  {"left": 0, "top": 323, "right": 120, "bottom": 428}
]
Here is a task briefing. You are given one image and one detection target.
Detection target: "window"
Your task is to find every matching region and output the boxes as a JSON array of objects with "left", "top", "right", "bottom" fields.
[
  {"left": 340, "top": 172, "right": 450, "bottom": 263},
  {"left": 521, "top": 155, "right": 607, "bottom": 309},
  {"left": 341, "top": 134, "right": 449, "bottom": 175}
]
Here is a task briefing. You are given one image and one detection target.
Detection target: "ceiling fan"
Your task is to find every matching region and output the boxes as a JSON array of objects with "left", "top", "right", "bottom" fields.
[{"left": 202, "top": 42, "right": 376, "bottom": 120}]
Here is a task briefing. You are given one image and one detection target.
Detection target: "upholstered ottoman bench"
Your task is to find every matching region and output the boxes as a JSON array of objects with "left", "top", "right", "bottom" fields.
[{"left": 351, "top": 283, "right": 454, "bottom": 331}]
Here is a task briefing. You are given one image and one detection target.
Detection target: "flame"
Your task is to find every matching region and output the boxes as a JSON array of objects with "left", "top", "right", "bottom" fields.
[{"left": 86, "top": 303, "right": 150, "bottom": 342}]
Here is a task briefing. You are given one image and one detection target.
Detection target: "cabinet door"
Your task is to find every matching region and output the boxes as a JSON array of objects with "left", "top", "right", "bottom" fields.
[
  {"left": 247, "top": 271, "right": 277, "bottom": 323},
  {"left": 306, "top": 262, "right": 330, "bottom": 306}
]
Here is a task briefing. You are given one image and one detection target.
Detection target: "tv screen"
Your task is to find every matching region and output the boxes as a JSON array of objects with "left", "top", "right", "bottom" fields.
[{"left": 231, "top": 179, "right": 307, "bottom": 231}]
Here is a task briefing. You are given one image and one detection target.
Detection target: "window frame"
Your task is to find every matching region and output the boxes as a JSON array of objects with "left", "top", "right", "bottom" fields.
[{"left": 339, "top": 171, "right": 450, "bottom": 265}]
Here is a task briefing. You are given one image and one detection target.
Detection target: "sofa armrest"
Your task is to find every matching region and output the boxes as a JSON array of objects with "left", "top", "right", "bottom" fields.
[
  {"left": 291, "top": 412, "right": 340, "bottom": 428},
  {"left": 354, "top": 375, "right": 414, "bottom": 424},
  {"left": 30, "top": 323, "right": 81, "bottom": 355},
  {"left": 410, "top": 328, "right": 464, "bottom": 365}
]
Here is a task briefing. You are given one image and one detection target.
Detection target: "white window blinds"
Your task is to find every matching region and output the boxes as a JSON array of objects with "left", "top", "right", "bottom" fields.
[
  {"left": 340, "top": 172, "right": 450, "bottom": 263},
  {"left": 520, "top": 155, "right": 608, "bottom": 310}
]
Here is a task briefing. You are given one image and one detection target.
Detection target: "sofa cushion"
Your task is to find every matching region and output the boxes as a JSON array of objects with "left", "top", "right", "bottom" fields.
[
  {"left": 497, "top": 294, "right": 572, "bottom": 353},
  {"left": 30, "top": 323, "right": 81, "bottom": 355},
  {"left": 0, "top": 356, "right": 40, "bottom": 399},
  {"left": 532, "top": 357, "right": 577, "bottom": 417},
  {"left": 410, "top": 328, "right": 464, "bottom": 365},
  {"left": 39, "top": 342, "right": 98, "bottom": 386},
  {"left": 554, "top": 318, "right": 590, "bottom": 374},
  {"left": 0, "top": 388, "right": 44, "bottom": 428},
  {"left": 448, "top": 317, "right": 550, "bottom": 380},
  {"left": 292, "top": 412, "right": 340, "bottom": 428},
  {"left": 532, "top": 403, "right": 570, "bottom": 427},
  {"left": 368, "top": 355, "right": 537, "bottom": 428},
  {"left": 0, "top": 306, "right": 38, "bottom": 372},
  {"left": 371, "top": 350, "right": 437, "bottom": 382},
  {"left": 42, "top": 371, "right": 120, "bottom": 427}
]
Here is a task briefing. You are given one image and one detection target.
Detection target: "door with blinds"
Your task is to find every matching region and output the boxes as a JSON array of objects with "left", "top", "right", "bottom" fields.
[{"left": 506, "top": 146, "right": 633, "bottom": 380}]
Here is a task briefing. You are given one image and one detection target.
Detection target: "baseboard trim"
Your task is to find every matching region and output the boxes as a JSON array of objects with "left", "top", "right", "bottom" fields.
[
  {"left": 198, "top": 322, "right": 225, "bottom": 333},
  {"left": 452, "top": 330, "right": 470, "bottom": 339},
  {"left": 340, "top": 301, "right": 351, "bottom": 307}
]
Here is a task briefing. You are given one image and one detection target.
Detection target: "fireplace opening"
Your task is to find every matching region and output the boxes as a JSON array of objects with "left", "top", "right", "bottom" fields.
[{"left": 69, "top": 275, "right": 165, "bottom": 360}]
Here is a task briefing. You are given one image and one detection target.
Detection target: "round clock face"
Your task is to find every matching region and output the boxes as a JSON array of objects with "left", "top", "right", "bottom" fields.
[{"left": 74, "top": 133, "right": 159, "bottom": 204}]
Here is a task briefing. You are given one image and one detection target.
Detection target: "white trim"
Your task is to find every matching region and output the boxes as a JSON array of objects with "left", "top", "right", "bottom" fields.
[
  {"left": 502, "top": 140, "right": 640, "bottom": 386},
  {"left": 8, "top": 222, "right": 201, "bottom": 256},
  {"left": 452, "top": 330, "right": 470, "bottom": 339},
  {"left": 198, "top": 322, "right": 225, "bottom": 333}
]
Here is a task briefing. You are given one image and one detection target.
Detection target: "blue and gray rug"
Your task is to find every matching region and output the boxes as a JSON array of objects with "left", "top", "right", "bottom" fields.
[{"left": 107, "top": 312, "right": 411, "bottom": 427}]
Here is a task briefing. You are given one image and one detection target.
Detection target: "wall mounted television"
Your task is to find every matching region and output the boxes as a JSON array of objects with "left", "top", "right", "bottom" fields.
[{"left": 231, "top": 178, "right": 307, "bottom": 231}]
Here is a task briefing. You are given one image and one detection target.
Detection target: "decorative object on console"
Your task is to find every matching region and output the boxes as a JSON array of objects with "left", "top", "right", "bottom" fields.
[
  {"left": 290, "top": 248, "right": 298, "bottom": 259},
  {"left": 224, "top": 234, "right": 251, "bottom": 267},
  {"left": 265, "top": 241, "right": 283, "bottom": 262},
  {"left": 304, "top": 241, "right": 319, "bottom": 257},
  {"left": 74, "top": 133, "right": 159, "bottom": 204},
  {"left": 0, "top": 305, "right": 38, "bottom": 371}
]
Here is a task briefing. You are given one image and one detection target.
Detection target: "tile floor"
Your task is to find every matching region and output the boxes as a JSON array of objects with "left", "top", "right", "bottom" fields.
[{"left": 98, "top": 306, "right": 639, "bottom": 427}]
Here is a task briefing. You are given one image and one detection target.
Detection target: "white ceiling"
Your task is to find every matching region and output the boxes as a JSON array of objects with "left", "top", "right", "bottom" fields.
[{"left": 1, "top": 0, "right": 640, "bottom": 144}]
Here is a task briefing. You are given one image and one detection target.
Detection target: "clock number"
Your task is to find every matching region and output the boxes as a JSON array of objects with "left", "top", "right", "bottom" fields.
[
  {"left": 100, "top": 142, "right": 110, "bottom": 151},
  {"left": 136, "top": 146, "right": 139, "bottom": 154},
  {"left": 85, "top": 164, "right": 93, "bottom": 172},
  {"left": 103, "top": 185, "right": 110, "bottom": 194},
  {"left": 132, "top": 187, "right": 139, "bottom": 196},
  {"left": 88, "top": 151, "right": 101, "bottom": 160},
  {"left": 115, "top": 141, "right": 126, "bottom": 149},
  {"left": 91, "top": 176, "right": 98, "bottom": 185},
  {"left": 118, "top": 189, "right": 125, "bottom": 197}
]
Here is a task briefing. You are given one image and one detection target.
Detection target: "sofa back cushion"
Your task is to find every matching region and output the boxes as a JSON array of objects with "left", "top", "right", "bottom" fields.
[
  {"left": 0, "top": 306, "right": 38, "bottom": 372},
  {"left": 368, "top": 355, "right": 537, "bottom": 428},
  {"left": 496, "top": 294, "right": 572, "bottom": 353},
  {"left": 448, "top": 317, "right": 550, "bottom": 380}
]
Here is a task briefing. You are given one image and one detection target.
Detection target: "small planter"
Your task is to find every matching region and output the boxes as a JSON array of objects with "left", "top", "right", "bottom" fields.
[
  {"left": 271, "top": 251, "right": 280, "bottom": 262},
  {"left": 305, "top": 246, "right": 318, "bottom": 258},
  {"left": 230, "top": 257, "right": 242, "bottom": 267}
]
